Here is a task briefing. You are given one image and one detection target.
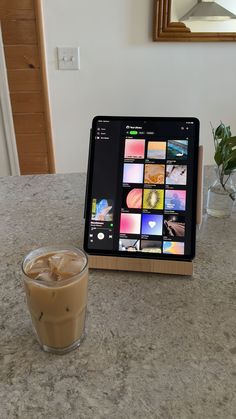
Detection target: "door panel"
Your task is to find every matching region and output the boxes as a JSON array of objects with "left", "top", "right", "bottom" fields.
[
  {"left": 10, "top": 92, "right": 44, "bottom": 113},
  {"left": 4, "top": 45, "right": 39, "bottom": 69},
  {"left": 1, "top": 20, "right": 37, "bottom": 44},
  {"left": 13, "top": 113, "right": 45, "bottom": 134},
  {"left": 17, "top": 151, "right": 49, "bottom": 174},
  {"left": 7, "top": 69, "right": 41, "bottom": 91},
  {"left": 0, "top": 0, "right": 34, "bottom": 10},
  {"left": 17, "top": 133, "right": 48, "bottom": 154}
]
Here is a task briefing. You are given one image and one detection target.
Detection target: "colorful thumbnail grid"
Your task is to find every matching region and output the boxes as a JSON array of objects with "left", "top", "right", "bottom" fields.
[
  {"left": 91, "top": 198, "right": 113, "bottom": 221},
  {"left": 163, "top": 215, "right": 185, "bottom": 237},
  {"left": 123, "top": 163, "right": 144, "bottom": 184},
  {"left": 147, "top": 141, "right": 166, "bottom": 160},
  {"left": 140, "top": 240, "right": 162, "bottom": 253},
  {"left": 166, "top": 165, "right": 187, "bottom": 185},
  {"left": 124, "top": 139, "right": 145, "bottom": 159},
  {"left": 120, "top": 213, "right": 141, "bottom": 234},
  {"left": 163, "top": 241, "right": 185, "bottom": 255},
  {"left": 141, "top": 214, "right": 163, "bottom": 236},
  {"left": 125, "top": 188, "right": 143, "bottom": 209},
  {"left": 167, "top": 140, "right": 188, "bottom": 160},
  {"left": 144, "top": 164, "right": 165, "bottom": 184},
  {"left": 119, "top": 238, "right": 140, "bottom": 251},
  {"left": 165, "top": 190, "right": 186, "bottom": 211},
  {"left": 143, "top": 189, "right": 164, "bottom": 210}
]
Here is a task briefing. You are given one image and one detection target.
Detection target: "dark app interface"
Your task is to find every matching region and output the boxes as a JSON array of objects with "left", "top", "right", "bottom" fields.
[{"left": 87, "top": 118, "right": 197, "bottom": 257}]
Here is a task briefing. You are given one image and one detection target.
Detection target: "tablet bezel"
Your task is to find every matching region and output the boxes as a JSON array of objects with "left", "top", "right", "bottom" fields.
[{"left": 83, "top": 116, "right": 199, "bottom": 261}]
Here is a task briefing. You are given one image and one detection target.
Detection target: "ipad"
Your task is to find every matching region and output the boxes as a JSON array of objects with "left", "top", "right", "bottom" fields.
[{"left": 84, "top": 116, "right": 199, "bottom": 261}]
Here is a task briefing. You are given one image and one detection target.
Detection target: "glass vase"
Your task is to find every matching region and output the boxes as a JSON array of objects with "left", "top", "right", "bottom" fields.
[{"left": 206, "top": 168, "right": 235, "bottom": 218}]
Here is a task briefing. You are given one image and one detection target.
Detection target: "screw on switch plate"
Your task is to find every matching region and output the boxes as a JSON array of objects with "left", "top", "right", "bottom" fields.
[{"left": 57, "top": 47, "right": 80, "bottom": 70}]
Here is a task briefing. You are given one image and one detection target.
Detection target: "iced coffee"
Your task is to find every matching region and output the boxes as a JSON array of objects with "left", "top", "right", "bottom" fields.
[{"left": 22, "top": 246, "right": 88, "bottom": 354}]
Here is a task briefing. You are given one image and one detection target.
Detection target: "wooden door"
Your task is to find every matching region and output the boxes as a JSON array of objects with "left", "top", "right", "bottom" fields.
[{"left": 0, "top": 0, "right": 55, "bottom": 174}]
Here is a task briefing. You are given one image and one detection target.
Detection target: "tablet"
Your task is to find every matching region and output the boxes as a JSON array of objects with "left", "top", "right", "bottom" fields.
[{"left": 84, "top": 116, "right": 199, "bottom": 261}]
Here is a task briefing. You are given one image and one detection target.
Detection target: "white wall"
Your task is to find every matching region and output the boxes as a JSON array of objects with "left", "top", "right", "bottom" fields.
[{"left": 42, "top": 0, "right": 236, "bottom": 173}]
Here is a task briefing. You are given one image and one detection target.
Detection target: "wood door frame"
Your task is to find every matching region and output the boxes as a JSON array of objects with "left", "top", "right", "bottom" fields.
[
  {"left": 35, "top": 0, "right": 55, "bottom": 173},
  {"left": 0, "top": 23, "right": 20, "bottom": 175}
]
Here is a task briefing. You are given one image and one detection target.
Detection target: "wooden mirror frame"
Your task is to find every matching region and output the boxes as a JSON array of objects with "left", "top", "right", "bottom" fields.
[{"left": 153, "top": 0, "right": 236, "bottom": 41}]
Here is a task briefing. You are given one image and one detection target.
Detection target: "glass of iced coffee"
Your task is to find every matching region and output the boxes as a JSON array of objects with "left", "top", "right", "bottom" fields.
[{"left": 22, "top": 245, "right": 88, "bottom": 354}]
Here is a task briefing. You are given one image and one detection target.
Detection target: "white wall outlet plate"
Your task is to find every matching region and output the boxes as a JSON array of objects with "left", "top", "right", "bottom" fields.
[{"left": 57, "top": 47, "right": 80, "bottom": 70}]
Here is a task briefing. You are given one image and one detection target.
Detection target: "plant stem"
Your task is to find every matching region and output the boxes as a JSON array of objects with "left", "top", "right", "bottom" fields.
[
  {"left": 223, "top": 174, "right": 230, "bottom": 187},
  {"left": 218, "top": 168, "right": 235, "bottom": 201}
]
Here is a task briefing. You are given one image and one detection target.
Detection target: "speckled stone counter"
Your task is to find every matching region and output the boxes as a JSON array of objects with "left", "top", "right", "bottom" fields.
[{"left": 0, "top": 168, "right": 235, "bottom": 419}]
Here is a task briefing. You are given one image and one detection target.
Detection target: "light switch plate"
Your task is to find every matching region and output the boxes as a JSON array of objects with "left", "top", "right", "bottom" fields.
[{"left": 57, "top": 47, "right": 80, "bottom": 70}]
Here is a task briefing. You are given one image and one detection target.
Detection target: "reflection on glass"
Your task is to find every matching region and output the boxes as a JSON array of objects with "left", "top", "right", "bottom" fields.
[{"left": 171, "top": 0, "right": 236, "bottom": 33}]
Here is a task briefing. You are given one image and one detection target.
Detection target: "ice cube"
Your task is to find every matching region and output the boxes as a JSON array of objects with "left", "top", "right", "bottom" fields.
[
  {"left": 35, "top": 271, "right": 56, "bottom": 282},
  {"left": 26, "top": 257, "right": 49, "bottom": 277},
  {"left": 48, "top": 253, "right": 65, "bottom": 270},
  {"left": 32, "top": 258, "right": 48, "bottom": 269},
  {"left": 26, "top": 251, "right": 85, "bottom": 282},
  {"left": 56, "top": 253, "right": 85, "bottom": 279}
]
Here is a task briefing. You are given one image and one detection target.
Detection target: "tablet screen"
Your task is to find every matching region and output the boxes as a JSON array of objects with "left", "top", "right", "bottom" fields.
[{"left": 84, "top": 116, "right": 199, "bottom": 260}]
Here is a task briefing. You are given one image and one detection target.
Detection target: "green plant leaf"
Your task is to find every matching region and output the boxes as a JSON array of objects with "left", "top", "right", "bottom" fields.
[
  {"left": 215, "top": 123, "right": 231, "bottom": 141},
  {"left": 225, "top": 126, "right": 232, "bottom": 138},
  {"left": 224, "top": 149, "right": 236, "bottom": 172},
  {"left": 226, "top": 136, "right": 236, "bottom": 148},
  {"left": 217, "top": 138, "right": 228, "bottom": 155},
  {"left": 212, "top": 122, "right": 235, "bottom": 171},
  {"left": 225, "top": 161, "right": 236, "bottom": 172},
  {"left": 225, "top": 148, "right": 236, "bottom": 162},
  {"left": 214, "top": 149, "right": 222, "bottom": 166},
  {"left": 222, "top": 144, "right": 231, "bottom": 161},
  {"left": 215, "top": 123, "right": 226, "bottom": 139}
]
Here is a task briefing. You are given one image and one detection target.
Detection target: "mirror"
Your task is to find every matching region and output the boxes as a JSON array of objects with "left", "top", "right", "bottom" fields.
[{"left": 153, "top": 0, "right": 236, "bottom": 41}]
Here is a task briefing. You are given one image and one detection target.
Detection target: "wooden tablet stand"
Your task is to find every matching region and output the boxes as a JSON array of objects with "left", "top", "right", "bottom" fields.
[{"left": 89, "top": 146, "right": 203, "bottom": 276}]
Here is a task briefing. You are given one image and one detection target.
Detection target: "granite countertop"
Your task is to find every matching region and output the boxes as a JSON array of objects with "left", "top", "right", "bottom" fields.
[{"left": 0, "top": 168, "right": 236, "bottom": 419}]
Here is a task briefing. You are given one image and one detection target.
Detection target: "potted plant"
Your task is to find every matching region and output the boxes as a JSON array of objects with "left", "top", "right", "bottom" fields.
[{"left": 206, "top": 122, "right": 236, "bottom": 217}]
